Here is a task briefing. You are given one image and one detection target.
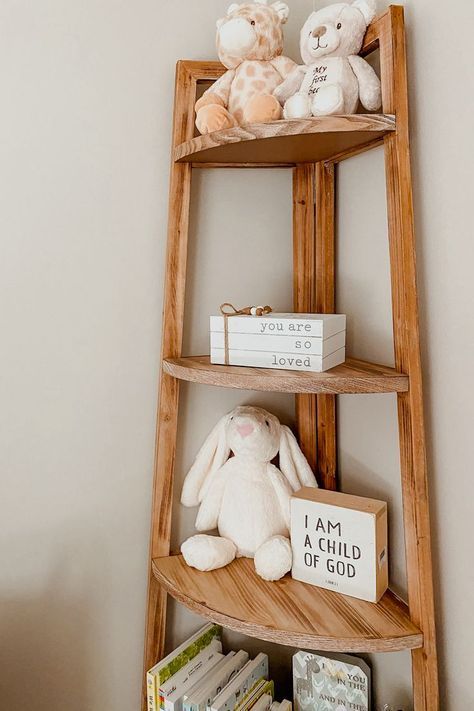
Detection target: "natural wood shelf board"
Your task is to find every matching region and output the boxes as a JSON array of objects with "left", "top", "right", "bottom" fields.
[
  {"left": 152, "top": 555, "right": 422, "bottom": 653},
  {"left": 175, "top": 115, "right": 395, "bottom": 166},
  {"left": 163, "top": 356, "right": 408, "bottom": 394}
]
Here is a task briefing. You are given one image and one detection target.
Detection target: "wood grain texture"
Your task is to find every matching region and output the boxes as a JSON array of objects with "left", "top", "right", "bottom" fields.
[
  {"left": 152, "top": 555, "right": 423, "bottom": 653},
  {"left": 293, "top": 165, "right": 318, "bottom": 472},
  {"left": 315, "top": 162, "right": 338, "bottom": 491},
  {"left": 163, "top": 356, "right": 408, "bottom": 394},
  {"left": 379, "top": 7, "right": 439, "bottom": 708},
  {"left": 142, "top": 61, "right": 196, "bottom": 708},
  {"left": 175, "top": 115, "right": 395, "bottom": 166}
]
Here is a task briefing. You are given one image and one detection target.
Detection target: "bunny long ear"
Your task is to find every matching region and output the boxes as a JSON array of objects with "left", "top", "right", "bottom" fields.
[
  {"left": 279, "top": 425, "right": 319, "bottom": 492},
  {"left": 181, "top": 415, "right": 230, "bottom": 507}
]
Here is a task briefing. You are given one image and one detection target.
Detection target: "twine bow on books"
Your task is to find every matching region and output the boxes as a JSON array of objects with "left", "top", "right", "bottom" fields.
[{"left": 219, "top": 303, "right": 273, "bottom": 366}]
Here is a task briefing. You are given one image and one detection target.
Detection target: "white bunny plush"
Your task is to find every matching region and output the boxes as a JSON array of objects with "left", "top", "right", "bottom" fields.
[{"left": 181, "top": 405, "right": 318, "bottom": 581}]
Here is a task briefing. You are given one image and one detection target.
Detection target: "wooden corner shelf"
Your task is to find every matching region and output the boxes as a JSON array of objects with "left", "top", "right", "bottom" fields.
[
  {"left": 144, "top": 7, "right": 440, "bottom": 710},
  {"left": 174, "top": 115, "right": 395, "bottom": 166},
  {"left": 153, "top": 555, "right": 423, "bottom": 654},
  {"left": 163, "top": 356, "right": 408, "bottom": 394}
]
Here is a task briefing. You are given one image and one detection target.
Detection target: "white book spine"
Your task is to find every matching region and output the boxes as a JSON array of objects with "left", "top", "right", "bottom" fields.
[
  {"left": 210, "top": 348, "right": 346, "bottom": 373},
  {"left": 210, "top": 330, "right": 345, "bottom": 356},
  {"left": 211, "top": 654, "right": 269, "bottom": 711},
  {"left": 187, "top": 650, "right": 250, "bottom": 711},
  {"left": 210, "top": 314, "right": 346, "bottom": 338},
  {"left": 161, "top": 642, "right": 223, "bottom": 711}
]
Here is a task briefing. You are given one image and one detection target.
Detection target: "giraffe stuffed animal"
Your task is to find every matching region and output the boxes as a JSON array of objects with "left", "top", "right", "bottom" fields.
[{"left": 195, "top": 1, "right": 296, "bottom": 135}]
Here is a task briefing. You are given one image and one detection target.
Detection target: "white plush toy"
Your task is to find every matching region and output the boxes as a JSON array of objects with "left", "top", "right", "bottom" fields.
[
  {"left": 181, "top": 406, "right": 318, "bottom": 581},
  {"left": 274, "top": 0, "right": 381, "bottom": 118}
]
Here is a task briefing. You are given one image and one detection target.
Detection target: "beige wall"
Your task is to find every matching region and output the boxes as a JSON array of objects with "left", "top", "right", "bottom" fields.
[{"left": 1, "top": 1, "right": 472, "bottom": 710}]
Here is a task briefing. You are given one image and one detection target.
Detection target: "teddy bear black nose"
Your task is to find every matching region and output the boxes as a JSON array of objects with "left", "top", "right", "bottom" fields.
[{"left": 312, "top": 25, "right": 327, "bottom": 39}]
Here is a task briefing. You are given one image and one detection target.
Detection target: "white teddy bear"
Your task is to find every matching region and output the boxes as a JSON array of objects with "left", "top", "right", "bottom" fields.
[
  {"left": 274, "top": 0, "right": 381, "bottom": 118},
  {"left": 181, "top": 405, "right": 318, "bottom": 581}
]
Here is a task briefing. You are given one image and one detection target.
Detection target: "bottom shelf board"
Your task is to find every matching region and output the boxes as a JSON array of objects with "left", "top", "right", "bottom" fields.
[{"left": 152, "top": 555, "right": 422, "bottom": 653}]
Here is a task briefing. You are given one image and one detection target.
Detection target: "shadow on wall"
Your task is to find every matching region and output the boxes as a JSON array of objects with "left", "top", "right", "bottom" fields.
[{"left": 0, "top": 552, "right": 93, "bottom": 709}]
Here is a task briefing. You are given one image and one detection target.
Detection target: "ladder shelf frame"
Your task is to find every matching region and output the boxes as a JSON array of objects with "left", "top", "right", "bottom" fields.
[{"left": 143, "top": 6, "right": 439, "bottom": 710}]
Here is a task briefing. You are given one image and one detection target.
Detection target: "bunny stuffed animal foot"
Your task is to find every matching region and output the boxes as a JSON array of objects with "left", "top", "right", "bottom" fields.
[
  {"left": 181, "top": 405, "right": 318, "bottom": 581},
  {"left": 181, "top": 534, "right": 236, "bottom": 572},
  {"left": 254, "top": 535, "right": 292, "bottom": 581}
]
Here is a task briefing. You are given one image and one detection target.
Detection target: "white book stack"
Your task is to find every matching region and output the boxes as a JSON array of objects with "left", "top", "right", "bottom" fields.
[{"left": 210, "top": 313, "right": 346, "bottom": 373}]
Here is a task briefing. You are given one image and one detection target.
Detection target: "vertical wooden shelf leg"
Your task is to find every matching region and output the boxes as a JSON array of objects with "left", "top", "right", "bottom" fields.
[
  {"left": 380, "top": 7, "right": 439, "bottom": 709},
  {"left": 293, "top": 165, "right": 317, "bottom": 472},
  {"left": 315, "top": 162, "right": 337, "bottom": 491},
  {"left": 142, "top": 62, "right": 196, "bottom": 709},
  {"left": 293, "top": 162, "right": 337, "bottom": 491}
]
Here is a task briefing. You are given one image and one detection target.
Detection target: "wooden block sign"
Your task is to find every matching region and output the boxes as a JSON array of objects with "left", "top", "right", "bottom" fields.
[{"left": 291, "top": 488, "right": 388, "bottom": 603}]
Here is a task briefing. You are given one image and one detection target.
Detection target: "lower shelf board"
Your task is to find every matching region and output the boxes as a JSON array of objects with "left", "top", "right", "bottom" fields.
[{"left": 152, "top": 555, "right": 423, "bottom": 653}]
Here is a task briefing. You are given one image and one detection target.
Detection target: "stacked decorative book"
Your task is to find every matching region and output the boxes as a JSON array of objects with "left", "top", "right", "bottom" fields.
[{"left": 210, "top": 313, "right": 346, "bottom": 373}]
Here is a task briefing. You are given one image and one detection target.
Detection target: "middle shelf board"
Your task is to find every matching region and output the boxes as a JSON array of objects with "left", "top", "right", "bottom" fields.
[
  {"left": 175, "top": 115, "right": 395, "bottom": 166},
  {"left": 163, "top": 356, "right": 408, "bottom": 395},
  {"left": 153, "top": 555, "right": 423, "bottom": 653}
]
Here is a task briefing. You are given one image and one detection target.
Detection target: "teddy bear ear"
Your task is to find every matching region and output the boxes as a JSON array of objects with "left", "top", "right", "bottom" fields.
[
  {"left": 271, "top": 1, "right": 290, "bottom": 23},
  {"left": 352, "top": 0, "right": 377, "bottom": 25}
]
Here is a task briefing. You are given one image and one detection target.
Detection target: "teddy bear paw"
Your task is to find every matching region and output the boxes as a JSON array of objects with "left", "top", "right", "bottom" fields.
[
  {"left": 254, "top": 535, "right": 292, "bottom": 581},
  {"left": 283, "top": 93, "right": 312, "bottom": 120},
  {"left": 181, "top": 534, "right": 236, "bottom": 571},
  {"left": 195, "top": 105, "right": 238, "bottom": 135},
  {"left": 311, "top": 85, "right": 345, "bottom": 116},
  {"left": 243, "top": 94, "right": 282, "bottom": 124}
]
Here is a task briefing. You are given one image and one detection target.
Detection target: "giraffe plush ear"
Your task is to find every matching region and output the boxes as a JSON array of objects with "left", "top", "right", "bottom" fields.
[
  {"left": 227, "top": 2, "right": 240, "bottom": 14},
  {"left": 271, "top": 1, "right": 290, "bottom": 23}
]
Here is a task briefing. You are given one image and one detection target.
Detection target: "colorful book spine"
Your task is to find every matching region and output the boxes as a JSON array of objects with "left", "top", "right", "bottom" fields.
[
  {"left": 162, "top": 644, "right": 223, "bottom": 711},
  {"left": 146, "top": 624, "right": 221, "bottom": 711}
]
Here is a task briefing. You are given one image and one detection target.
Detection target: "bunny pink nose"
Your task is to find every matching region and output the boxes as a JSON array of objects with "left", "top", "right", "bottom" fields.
[{"left": 236, "top": 423, "right": 254, "bottom": 439}]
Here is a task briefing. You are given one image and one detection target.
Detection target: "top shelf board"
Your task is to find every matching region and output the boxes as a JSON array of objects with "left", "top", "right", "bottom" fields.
[{"left": 175, "top": 115, "right": 395, "bottom": 166}]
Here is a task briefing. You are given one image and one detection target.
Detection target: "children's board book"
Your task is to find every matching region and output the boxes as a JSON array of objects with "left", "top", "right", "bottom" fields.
[
  {"left": 238, "top": 680, "right": 274, "bottom": 711},
  {"left": 146, "top": 623, "right": 221, "bottom": 711},
  {"left": 211, "top": 653, "right": 269, "bottom": 711},
  {"left": 271, "top": 701, "right": 292, "bottom": 711},
  {"left": 293, "top": 651, "right": 371, "bottom": 711},
  {"left": 252, "top": 694, "right": 274, "bottom": 711},
  {"left": 184, "top": 650, "right": 250, "bottom": 711},
  {"left": 160, "top": 640, "right": 223, "bottom": 711}
]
